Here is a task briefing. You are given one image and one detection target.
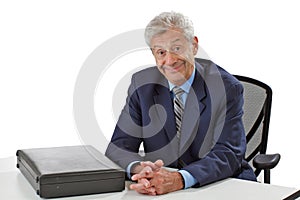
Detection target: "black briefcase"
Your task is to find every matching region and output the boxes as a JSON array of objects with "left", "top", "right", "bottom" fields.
[{"left": 16, "top": 145, "right": 125, "bottom": 198}]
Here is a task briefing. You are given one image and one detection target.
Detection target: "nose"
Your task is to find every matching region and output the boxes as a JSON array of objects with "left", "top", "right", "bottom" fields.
[{"left": 163, "top": 51, "right": 177, "bottom": 66}]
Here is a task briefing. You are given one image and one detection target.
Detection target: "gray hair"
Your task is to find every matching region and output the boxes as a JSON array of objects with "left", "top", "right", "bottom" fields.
[{"left": 144, "top": 11, "right": 194, "bottom": 46}]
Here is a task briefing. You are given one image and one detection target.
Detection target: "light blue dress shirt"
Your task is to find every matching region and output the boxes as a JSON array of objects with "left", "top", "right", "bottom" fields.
[
  {"left": 127, "top": 66, "right": 198, "bottom": 189},
  {"left": 168, "top": 67, "right": 198, "bottom": 189}
]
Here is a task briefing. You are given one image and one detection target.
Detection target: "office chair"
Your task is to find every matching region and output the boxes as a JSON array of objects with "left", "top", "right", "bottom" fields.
[{"left": 234, "top": 75, "right": 280, "bottom": 184}]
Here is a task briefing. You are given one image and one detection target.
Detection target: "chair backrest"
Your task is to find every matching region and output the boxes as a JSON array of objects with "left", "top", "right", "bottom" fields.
[{"left": 234, "top": 75, "right": 272, "bottom": 177}]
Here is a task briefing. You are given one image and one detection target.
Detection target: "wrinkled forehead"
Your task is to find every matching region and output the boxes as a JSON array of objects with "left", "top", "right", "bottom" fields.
[{"left": 150, "top": 28, "right": 189, "bottom": 48}]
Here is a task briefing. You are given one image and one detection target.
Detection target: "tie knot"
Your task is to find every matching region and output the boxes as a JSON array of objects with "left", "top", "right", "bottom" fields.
[{"left": 173, "top": 86, "right": 184, "bottom": 97}]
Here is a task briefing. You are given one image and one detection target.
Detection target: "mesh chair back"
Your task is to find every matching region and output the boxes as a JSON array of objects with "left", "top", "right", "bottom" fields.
[{"left": 234, "top": 75, "right": 272, "bottom": 177}]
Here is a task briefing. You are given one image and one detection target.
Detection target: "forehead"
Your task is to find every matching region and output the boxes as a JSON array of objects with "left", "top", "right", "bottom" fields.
[{"left": 150, "top": 29, "right": 188, "bottom": 47}]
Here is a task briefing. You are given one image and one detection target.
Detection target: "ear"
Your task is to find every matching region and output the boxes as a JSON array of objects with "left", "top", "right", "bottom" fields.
[{"left": 192, "top": 36, "right": 199, "bottom": 55}]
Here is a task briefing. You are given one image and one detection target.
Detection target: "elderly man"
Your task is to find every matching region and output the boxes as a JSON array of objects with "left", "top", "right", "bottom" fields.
[{"left": 105, "top": 11, "right": 256, "bottom": 195}]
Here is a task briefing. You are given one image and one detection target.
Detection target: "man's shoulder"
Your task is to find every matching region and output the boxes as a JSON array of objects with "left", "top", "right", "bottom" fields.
[
  {"left": 195, "top": 58, "right": 240, "bottom": 87},
  {"left": 131, "top": 66, "right": 166, "bottom": 86},
  {"left": 133, "top": 66, "right": 159, "bottom": 77}
]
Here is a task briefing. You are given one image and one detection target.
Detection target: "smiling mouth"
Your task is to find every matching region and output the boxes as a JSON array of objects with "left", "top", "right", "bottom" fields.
[
  {"left": 173, "top": 63, "right": 184, "bottom": 71},
  {"left": 162, "top": 62, "right": 185, "bottom": 73}
]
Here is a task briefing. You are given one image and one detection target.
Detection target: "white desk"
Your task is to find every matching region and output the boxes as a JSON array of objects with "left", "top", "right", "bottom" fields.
[{"left": 0, "top": 169, "right": 298, "bottom": 200}]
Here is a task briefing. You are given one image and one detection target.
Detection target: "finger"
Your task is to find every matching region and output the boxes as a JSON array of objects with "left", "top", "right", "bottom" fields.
[
  {"left": 129, "top": 182, "right": 146, "bottom": 191},
  {"left": 132, "top": 166, "right": 153, "bottom": 180},
  {"left": 129, "top": 179, "right": 151, "bottom": 190},
  {"left": 136, "top": 187, "right": 156, "bottom": 195},
  {"left": 131, "top": 181, "right": 156, "bottom": 196},
  {"left": 140, "top": 178, "right": 151, "bottom": 188},
  {"left": 131, "top": 178, "right": 151, "bottom": 189},
  {"left": 138, "top": 184, "right": 156, "bottom": 194},
  {"left": 154, "top": 159, "right": 164, "bottom": 168},
  {"left": 143, "top": 187, "right": 156, "bottom": 195},
  {"left": 141, "top": 160, "right": 164, "bottom": 170},
  {"left": 140, "top": 161, "right": 156, "bottom": 169},
  {"left": 131, "top": 172, "right": 153, "bottom": 181}
]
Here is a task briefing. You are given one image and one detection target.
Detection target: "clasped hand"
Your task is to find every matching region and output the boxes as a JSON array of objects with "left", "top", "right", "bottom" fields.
[{"left": 129, "top": 160, "right": 184, "bottom": 195}]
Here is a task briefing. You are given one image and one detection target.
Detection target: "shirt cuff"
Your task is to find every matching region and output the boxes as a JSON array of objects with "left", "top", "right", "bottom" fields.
[
  {"left": 126, "top": 161, "right": 140, "bottom": 179},
  {"left": 178, "top": 170, "right": 198, "bottom": 189}
]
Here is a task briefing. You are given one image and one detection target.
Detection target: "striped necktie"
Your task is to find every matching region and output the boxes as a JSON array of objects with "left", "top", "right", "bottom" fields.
[{"left": 173, "top": 86, "right": 185, "bottom": 140}]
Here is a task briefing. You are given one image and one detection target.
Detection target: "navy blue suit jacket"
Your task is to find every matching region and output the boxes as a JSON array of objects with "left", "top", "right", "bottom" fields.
[{"left": 105, "top": 58, "right": 256, "bottom": 186}]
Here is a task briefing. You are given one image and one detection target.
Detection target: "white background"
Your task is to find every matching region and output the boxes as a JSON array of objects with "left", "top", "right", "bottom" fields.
[{"left": 1, "top": 0, "right": 299, "bottom": 188}]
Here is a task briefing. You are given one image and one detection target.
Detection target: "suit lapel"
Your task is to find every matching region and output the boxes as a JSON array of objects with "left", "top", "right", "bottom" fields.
[
  {"left": 151, "top": 61, "right": 208, "bottom": 153},
  {"left": 153, "top": 82, "right": 178, "bottom": 142},
  {"left": 180, "top": 62, "right": 207, "bottom": 151}
]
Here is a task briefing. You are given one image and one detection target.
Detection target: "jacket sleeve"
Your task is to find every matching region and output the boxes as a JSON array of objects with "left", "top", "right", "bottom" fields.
[
  {"left": 182, "top": 82, "right": 246, "bottom": 186},
  {"left": 105, "top": 74, "right": 144, "bottom": 169}
]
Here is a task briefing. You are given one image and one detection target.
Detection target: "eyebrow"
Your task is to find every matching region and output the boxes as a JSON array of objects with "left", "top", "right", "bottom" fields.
[
  {"left": 171, "top": 38, "right": 181, "bottom": 43},
  {"left": 152, "top": 38, "right": 182, "bottom": 49},
  {"left": 152, "top": 45, "right": 163, "bottom": 49}
]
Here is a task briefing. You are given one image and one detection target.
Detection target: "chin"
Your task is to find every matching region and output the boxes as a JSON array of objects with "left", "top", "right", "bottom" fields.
[{"left": 168, "top": 76, "right": 187, "bottom": 86}]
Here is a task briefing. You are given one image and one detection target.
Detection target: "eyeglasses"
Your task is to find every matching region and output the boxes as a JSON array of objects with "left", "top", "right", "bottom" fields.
[{"left": 151, "top": 44, "right": 186, "bottom": 60}]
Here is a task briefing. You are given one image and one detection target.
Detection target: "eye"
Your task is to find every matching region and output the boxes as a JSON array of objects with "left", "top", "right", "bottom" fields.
[
  {"left": 172, "top": 45, "right": 182, "bottom": 53},
  {"left": 156, "top": 49, "right": 166, "bottom": 57}
]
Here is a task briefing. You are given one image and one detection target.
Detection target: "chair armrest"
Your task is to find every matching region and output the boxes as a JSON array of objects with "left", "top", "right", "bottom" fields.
[{"left": 253, "top": 153, "right": 281, "bottom": 170}]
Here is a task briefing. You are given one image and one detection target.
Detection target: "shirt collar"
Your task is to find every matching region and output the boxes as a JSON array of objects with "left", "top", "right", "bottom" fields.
[{"left": 168, "top": 66, "right": 196, "bottom": 93}]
